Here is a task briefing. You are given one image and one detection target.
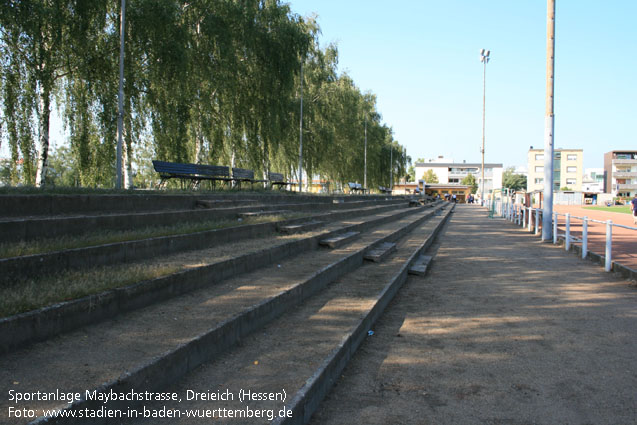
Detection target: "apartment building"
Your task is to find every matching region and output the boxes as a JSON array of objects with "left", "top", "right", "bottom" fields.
[
  {"left": 604, "top": 151, "right": 637, "bottom": 197},
  {"left": 527, "top": 148, "right": 583, "bottom": 192},
  {"left": 414, "top": 159, "right": 503, "bottom": 194}
]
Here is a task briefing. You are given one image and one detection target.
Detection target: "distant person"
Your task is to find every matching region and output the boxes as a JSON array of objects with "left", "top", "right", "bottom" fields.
[
  {"left": 631, "top": 194, "right": 637, "bottom": 225},
  {"left": 452, "top": 194, "right": 457, "bottom": 203}
]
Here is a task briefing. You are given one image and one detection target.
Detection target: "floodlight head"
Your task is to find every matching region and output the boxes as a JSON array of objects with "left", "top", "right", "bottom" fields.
[
  {"left": 485, "top": 50, "right": 490, "bottom": 57},
  {"left": 480, "top": 48, "right": 485, "bottom": 55}
]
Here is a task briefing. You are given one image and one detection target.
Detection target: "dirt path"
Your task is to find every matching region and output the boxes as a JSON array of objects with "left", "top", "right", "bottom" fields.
[{"left": 311, "top": 204, "right": 637, "bottom": 425}]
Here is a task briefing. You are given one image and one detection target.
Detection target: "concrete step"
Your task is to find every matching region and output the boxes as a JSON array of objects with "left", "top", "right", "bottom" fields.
[
  {"left": 364, "top": 242, "right": 397, "bottom": 263},
  {"left": 319, "top": 231, "right": 360, "bottom": 249},
  {"left": 1, "top": 206, "right": 426, "bottom": 354},
  {"left": 277, "top": 220, "right": 324, "bottom": 234},
  {"left": 237, "top": 210, "right": 290, "bottom": 219},
  {"left": 408, "top": 254, "right": 433, "bottom": 276},
  {"left": 0, "top": 207, "right": 448, "bottom": 423},
  {"left": 195, "top": 199, "right": 258, "bottom": 208}
]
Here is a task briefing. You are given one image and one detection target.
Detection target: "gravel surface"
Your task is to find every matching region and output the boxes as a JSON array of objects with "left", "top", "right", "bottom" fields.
[{"left": 311, "top": 204, "right": 637, "bottom": 425}]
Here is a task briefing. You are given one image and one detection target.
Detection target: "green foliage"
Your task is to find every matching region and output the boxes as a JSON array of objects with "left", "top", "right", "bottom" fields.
[
  {"left": 461, "top": 173, "right": 478, "bottom": 194},
  {"left": 421, "top": 169, "right": 439, "bottom": 184},
  {"left": 1, "top": 0, "right": 406, "bottom": 189},
  {"left": 502, "top": 167, "right": 527, "bottom": 191}
]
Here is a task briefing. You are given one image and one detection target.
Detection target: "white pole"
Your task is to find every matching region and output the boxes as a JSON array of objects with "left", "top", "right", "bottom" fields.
[
  {"left": 528, "top": 207, "right": 533, "bottom": 232},
  {"left": 605, "top": 220, "right": 612, "bottom": 272},
  {"left": 364, "top": 114, "right": 367, "bottom": 190},
  {"left": 298, "top": 61, "right": 304, "bottom": 192},
  {"left": 535, "top": 209, "right": 540, "bottom": 235},
  {"left": 116, "top": 0, "right": 126, "bottom": 189},
  {"left": 582, "top": 217, "right": 588, "bottom": 259},
  {"left": 542, "top": 0, "right": 556, "bottom": 241},
  {"left": 565, "top": 213, "right": 570, "bottom": 251}
]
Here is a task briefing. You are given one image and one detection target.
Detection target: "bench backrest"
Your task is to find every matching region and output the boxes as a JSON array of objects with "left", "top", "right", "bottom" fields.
[
  {"left": 232, "top": 167, "right": 254, "bottom": 180},
  {"left": 153, "top": 160, "right": 229, "bottom": 178},
  {"left": 195, "top": 164, "right": 230, "bottom": 178},
  {"left": 268, "top": 172, "right": 285, "bottom": 182},
  {"left": 153, "top": 160, "right": 198, "bottom": 175}
]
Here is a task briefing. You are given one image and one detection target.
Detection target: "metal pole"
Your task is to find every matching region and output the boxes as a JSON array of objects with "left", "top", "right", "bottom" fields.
[
  {"left": 364, "top": 114, "right": 367, "bottom": 190},
  {"left": 115, "top": 0, "right": 126, "bottom": 189},
  {"left": 522, "top": 207, "right": 526, "bottom": 227},
  {"left": 565, "top": 213, "right": 570, "bottom": 251},
  {"left": 390, "top": 146, "right": 393, "bottom": 190},
  {"left": 553, "top": 212, "right": 557, "bottom": 244},
  {"left": 605, "top": 220, "right": 612, "bottom": 272},
  {"left": 298, "top": 61, "right": 303, "bottom": 192},
  {"left": 528, "top": 207, "right": 532, "bottom": 232},
  {"left": 542, "top": 0, "right": 556, "bottom": 241},
  {"left": 582, "top": 217, "right": 588, "bottom": 259},
  {"left": 535, "top": 209, "right": 540, "bottom": 235},
  {"left": 481, "top": 58, "right": 486, "bottom": 206}
]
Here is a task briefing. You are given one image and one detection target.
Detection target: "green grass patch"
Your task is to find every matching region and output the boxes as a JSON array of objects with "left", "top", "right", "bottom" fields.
[
  {"left": 0, "top": 213, "right": 307, "bottom": 259},
  {"left": 0, "top": 263, "right": 181, "bottom": 318},
  {"left": 583, "top": 205, "right": 632, "bottom": 214}
]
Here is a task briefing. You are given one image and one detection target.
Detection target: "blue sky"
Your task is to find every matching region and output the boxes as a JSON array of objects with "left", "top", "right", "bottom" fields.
[{"left": 285, "top": 0, "right": 637, "bottom": 170}]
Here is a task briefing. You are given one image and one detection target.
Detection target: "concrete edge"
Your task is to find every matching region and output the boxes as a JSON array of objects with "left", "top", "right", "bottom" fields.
[
  {"left": 274, "top": 205, "right": 454, "bottom": 425},
  {"left": 27, "top": 203, "right": 443, "bottom": 424},
  {"left": 1, "top": 204, "right": 427, "bottom": 355},
  {"left": 0, "top": 198, "right": 408, "bottom": 243},
  {"left": 0, "top": 202, "right": 406, "bottom": 284}
]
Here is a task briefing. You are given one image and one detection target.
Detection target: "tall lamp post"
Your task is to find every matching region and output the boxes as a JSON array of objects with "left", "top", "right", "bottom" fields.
[
  {"left": 542, "top": 0, "right": 556, "bottom": 241},
  {"left": 479, "top": 49, "right": 490, "bottom": 206}
]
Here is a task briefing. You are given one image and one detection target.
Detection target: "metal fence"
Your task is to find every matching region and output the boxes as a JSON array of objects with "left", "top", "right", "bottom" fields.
[{"left": 486, "top": 199, "right": 637, "bottom": 273}]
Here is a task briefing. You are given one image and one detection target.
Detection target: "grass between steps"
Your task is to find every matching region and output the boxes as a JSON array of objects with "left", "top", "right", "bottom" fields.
[
  {"left": 0, "top": 213, "right": 308, "bottom": 259},
  {"left": 0, "top": 231, "right": 314, "bottom": 318}
]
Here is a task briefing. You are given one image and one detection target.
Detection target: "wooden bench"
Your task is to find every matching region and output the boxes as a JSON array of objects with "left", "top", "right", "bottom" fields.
[
  {"left": 152, "top": 160, "right": 231, "bottom": 189},
  {"left": 347, "top": 182, "right": 367, "bottom": 194},
  {"left": 231, "top": 168, "right": 268, "bottom": 189},
  {"left": 268, "top": 172, "right": 292, "bottom": 190},
  {"left": 378, "top": 186, "right": 393, "bottom": 195}
]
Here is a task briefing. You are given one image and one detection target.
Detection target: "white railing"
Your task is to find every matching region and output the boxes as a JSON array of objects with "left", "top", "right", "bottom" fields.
[{"left": 487, "top": 200, "right": 637, "bottom": 273}]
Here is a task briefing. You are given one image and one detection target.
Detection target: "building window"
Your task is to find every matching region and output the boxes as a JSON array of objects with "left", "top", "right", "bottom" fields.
[
  {"left": 535, "top": 154, "right": 544, "bottom": 160},
  {"left": 566, "top": 166, "right": 577, "bottom": 173},
  {"left": 448, "top": 178, "right": 459, "bottom": 183},
  {"left": 535, "top": 166, "right": 544, "bottom": 172},
  {"left": 566, "top": 178, "right": 576, "bottom": 185},
  {"left": 535, "top": 178, "right": 543, "bottom": 184},
  {"left": 567, "top": 154, "right": 577, "bottom": 161}
]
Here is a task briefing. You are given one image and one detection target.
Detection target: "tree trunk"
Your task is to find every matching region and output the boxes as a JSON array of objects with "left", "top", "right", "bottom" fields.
[{"left": 35, "top": 85, "right": 51, "bottom": 187}]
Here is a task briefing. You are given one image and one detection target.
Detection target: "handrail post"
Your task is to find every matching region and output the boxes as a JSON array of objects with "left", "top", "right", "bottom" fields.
[
  {"left": 565, "top": 213, "right": 570, "bottom": 251},
  {"left": 535, "top": 209, "right": 540, "bottom": 235},
  {"left": 582, "top": 217, "right": 588, "bottom": 259},
  {"left": 522, "top": 207, "right": 526, "bottom": 227},
  {"left": 605, "top": 220, "right": 612, "bottom": 272},
  {"left": 553, "top": 212, "right": 557, "bottom": 244},
  {"left": 528, "top": 207, "right": 532, "bottom": 232}
]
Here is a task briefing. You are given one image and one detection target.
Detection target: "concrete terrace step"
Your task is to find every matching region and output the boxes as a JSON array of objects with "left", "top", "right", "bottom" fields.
[
  {"left": 0, "top": 198, "right": 409, "bottom": 243},
  {"left": 364, "top": 242, "right": 397, "bottom": 263},
  {"left": 195, "top": 199, "right": 258, "bottom": 208},
  {"left": 277, "top": 221, "right": 325, "bottom": 235},
  {"left": 0, "top": 206, "right": 448, "bottom": 424},
  {"left": 129, "top": 206, "right": 452, "bottom": 425},
  {"left": 0, "top": 206, "right": 433, "bottom": 354},
  {"left": 237, "top": 210, "right": 291, "bottom": 219},
  {"left": 408, "top": 254, "right": 433, "bottom": 276},
  {"left": 320, "top": 231, "right": 360, "bottom": 249},
  {"left": 0, "top": 203, "right": 410, "bottom": 285}
]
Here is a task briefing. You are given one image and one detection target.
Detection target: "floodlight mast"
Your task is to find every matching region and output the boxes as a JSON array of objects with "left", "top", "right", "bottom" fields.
[
  {"left": 479, "top": 49, "right": 490, "bottom": 205},
  {"left": 542, "top": 0, "right": 556, "bottom": 241}
]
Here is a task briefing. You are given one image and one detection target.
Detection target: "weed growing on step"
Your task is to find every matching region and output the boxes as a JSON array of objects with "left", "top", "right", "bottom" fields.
[{"left": 0, "top": 213, "right": 307, "bottom": 259}]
